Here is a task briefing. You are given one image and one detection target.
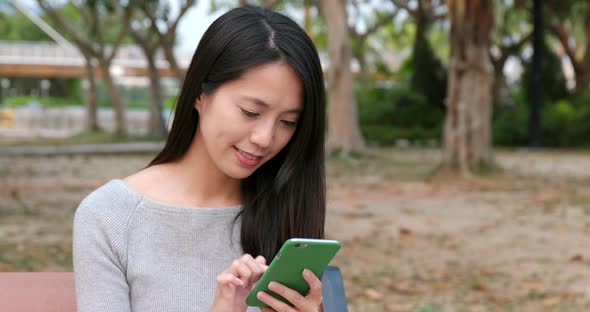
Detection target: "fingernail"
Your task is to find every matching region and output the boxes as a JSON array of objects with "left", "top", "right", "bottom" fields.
[
  {"left": 257, "top": 291, "right": 266, "bottom": 299},
  {"left": 304, "top": 269, "right": 312, "bottom": 277},
  {"left": 268, "top": 281, "right": 279, "bottom": 290}
]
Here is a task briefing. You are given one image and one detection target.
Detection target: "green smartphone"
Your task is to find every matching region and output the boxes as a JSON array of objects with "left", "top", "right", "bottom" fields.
[{"left": 245, "top": 238, "right": 342, "bottom": 307}]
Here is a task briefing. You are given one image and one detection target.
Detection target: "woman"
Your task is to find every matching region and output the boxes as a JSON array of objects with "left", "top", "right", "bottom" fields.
[{"left": 73, "top": 5, "right": 326, "bottom": 312}]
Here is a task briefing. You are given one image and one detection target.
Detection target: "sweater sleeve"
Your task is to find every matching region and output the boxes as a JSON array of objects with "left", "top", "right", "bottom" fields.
[{"left": 72, "top": 182, "right": 140, "bottom": 312}]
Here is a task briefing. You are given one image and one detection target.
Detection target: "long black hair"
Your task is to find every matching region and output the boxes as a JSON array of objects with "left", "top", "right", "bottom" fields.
[{"left": 149, "top": 6, "right": 326, "bottom": 261}]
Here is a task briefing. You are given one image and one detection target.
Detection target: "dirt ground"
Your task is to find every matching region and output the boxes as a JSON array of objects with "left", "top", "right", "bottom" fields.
[{"left": 1, "top": 148, "right": 590, "bottom": 312}]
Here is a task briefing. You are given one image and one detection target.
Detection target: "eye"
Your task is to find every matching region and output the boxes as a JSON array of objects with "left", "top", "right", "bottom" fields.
[
  {"left": 240, "top": 107, "right": 259, "bottom": 118},
  {"left": 281, "top": 120, "right": 298, "bottom": 128}
]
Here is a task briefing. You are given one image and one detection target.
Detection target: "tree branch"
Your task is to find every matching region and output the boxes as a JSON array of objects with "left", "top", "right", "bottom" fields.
[
  {"left": 105, "top": 14, "right": 129, "bottom": 64},
  {"left": 366, "top": 10, "right": 398, "bottom": 37},
  {"left": 167, "top": 0, "right": 195, "bottom": 34},
  {"left": 36, "top": 0, "right": 94, "bottom": 55},
  {"left": 550, "top": 23, "right": 581, "bottom": 74},
  {"left": 261, "top": 0, "right": 280, "bottom": 8},
  {"left": 390, "top": 0, "right": 416, "bottom": 17}
]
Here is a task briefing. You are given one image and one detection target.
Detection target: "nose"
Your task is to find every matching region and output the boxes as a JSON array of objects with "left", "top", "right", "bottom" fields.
[{"left": 249, "top": 119, "right": 275, "bottom": 149}]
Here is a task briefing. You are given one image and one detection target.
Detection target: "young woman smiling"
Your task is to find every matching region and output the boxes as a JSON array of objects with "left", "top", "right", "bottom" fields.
[{"left": 73, "top": 5, "right": 327, "bottom": 312}]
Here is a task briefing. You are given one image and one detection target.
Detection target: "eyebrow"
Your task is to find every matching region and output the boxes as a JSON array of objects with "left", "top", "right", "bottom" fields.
[{"left": 242, "top": 96, "right": 302, "bottom": 114}]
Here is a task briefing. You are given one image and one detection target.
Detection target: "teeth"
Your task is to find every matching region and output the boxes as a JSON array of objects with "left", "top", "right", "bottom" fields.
[{"left": 238, "top": 149, "right": 259, "bottom": 160}]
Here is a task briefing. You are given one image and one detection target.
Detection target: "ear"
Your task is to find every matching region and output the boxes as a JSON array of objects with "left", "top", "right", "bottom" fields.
[{"left": 194, "top": 93, "right": 205, "bottom": 113}]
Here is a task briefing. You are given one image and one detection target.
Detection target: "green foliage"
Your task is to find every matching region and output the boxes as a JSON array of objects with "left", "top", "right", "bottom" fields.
[
  {"left": 492, "top": 91, "right": 529, "bottom": 146},
  {"left": 0, "top": 2, "right": 131, "bottom": 44},
  {"left": 357, "top": 82, "right": 444, "bottom": 146},
  {"left": 3, "top": 96, "right": 79, "bottom": 107},
  {"left": 164, "top": 95, "right": 178, "bottom": 110},
  {"left": 409, "top": 33, "right": 447, "bottom": 109},
  {"left": 0, "top": 8, "right": 52, "bottom": 41},
  {"left": 521, "top": 39, "right": 570, "bottom": 104},
  {"left": 493, "top": 89, "right": 590, "bottom": 147}
]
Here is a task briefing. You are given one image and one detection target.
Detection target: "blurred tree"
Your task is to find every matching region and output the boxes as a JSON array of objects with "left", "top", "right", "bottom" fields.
[
  {"left": 4, "top": 2, "right": 101, "bottom": 131},
  {"left": 529, "top": 0, "right": 543, "bottom": 147},
  {"left": 0, "top": 6, "right": 52, "bottom": 41},
  {"left": 443, "top": 0, "right": 494, "bottom": 174},
  {"left": 36, "top": 0, "right": 130, "bottom": 136},
  {"left": 320, "top": 0, "right": 365, "bottom": 154},
  {"left": 348, "top": 1, "right": 399, "bottom": 78},
  {"left": 546, "top": 0, "right": 590, "bottom": 96},
  {"left": 116, "top": 0, "right": 195, "bottom": 138},
  {"left": 489, "top": 0, "right": 531, "bottom": 108},
  {"left": 521, "top": 38, "right": 570, "bottom": 104},
  {"left": 390, "top": 0, "right": 447, "bottom": 109},
  {"left": 137, "top": 0, "right": 195, "bottom": 82}
]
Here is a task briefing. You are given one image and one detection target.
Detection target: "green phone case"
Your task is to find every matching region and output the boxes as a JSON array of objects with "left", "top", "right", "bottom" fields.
[{"left": 245, "top": 238, "right": 342, "bottom": 307}]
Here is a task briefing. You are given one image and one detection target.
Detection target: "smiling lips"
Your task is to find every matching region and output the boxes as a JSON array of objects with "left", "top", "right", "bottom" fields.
[{"left": 233, "top": 146, "right": 262, "bottom": 167}]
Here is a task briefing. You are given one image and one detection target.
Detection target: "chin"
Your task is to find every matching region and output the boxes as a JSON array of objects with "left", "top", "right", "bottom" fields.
[{"left": 224, "top": 167, "right": 257, "bottom": 180}]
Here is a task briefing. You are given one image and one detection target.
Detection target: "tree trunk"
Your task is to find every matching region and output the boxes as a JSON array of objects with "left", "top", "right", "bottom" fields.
[
  {"left": 491, "top": 57, "right": 508, "bottom": 107},
  {"left": 98, "top": 59, "right": 126, "bottom": 136},
  {"left": 320, "top": 0, "right": 365, "bottom": 155},
  {"left": 145, "top": 51, "right": 168, "bottom": 138},
  {"left": 82, "top": 53, "right": 99, "bottom": 132},
  {"left": 528, "top": 0, "right": 543, "bottom": 147},
  {"left": 444, "top": 0, "right": 494, "bottom": 174},
  {"left": 574, "top": 69, "right": 590, "bottom": 97},
  {"left": 161, "top": 35, "right": 185, "bottom": 82}
]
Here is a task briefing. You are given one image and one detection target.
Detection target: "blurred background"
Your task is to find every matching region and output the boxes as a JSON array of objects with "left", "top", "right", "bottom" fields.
[{"left": 1, "top": 0, "right": 590, "bottom": 311}]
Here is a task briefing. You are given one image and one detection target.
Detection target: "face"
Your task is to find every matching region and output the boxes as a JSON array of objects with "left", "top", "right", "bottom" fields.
[{"left": 195, "top": 61, "right": 303, "bottom": 179}]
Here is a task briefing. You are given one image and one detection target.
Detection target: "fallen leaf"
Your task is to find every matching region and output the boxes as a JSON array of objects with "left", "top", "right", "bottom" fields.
[
  {"left": 385, "top": 303, "right": 414, "bottom": 312},
  {"left": 364, "top": 288, "right": 384, "bottom": 301},
  {"left": 393, "top": 280, "right": 423, "bottom": 295},
  {"left": 382, "top": 277, "right": 394, "bottom": 289},
  {"left": 399, "top": 227, "right": 412, "bottom": 236},
  {"left": 434, "top": 282, "right": 449, "bottom": 291},
  {"left": 518, "top": 280, "right": 545, "bottom": 293},
  {"left": 542, "top": 296, "right": 561, "bottom": 307},
  {"left": 471, "top": 283, "right": 487, "bottom": 292}
]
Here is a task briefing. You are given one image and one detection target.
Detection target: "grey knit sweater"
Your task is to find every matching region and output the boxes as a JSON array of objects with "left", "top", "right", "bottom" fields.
[{"left": 73, "top": 179, "right": 258, "bottom": 312}]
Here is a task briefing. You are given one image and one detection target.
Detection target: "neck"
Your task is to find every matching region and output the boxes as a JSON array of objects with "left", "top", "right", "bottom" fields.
[{"left": 170, "top": 132, "right": 242, "bottom": 207}]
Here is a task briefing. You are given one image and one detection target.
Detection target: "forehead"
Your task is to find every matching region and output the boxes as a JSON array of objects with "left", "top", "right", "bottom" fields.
[{"left": 220, "top": 62, "right": 303, "bottom": 111}]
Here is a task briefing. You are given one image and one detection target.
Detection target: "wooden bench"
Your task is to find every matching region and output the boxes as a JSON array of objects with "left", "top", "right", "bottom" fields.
[{"left": 0, "top": 266, "right": 348, "bottom": 312}]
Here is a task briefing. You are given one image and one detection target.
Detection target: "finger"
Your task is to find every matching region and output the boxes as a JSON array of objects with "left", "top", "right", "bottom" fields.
[
  {"left": 303, "top": 269, "right": 323, "bottom": 303},
  {"left": 255, "top": 255, "right": 266, "bottom": 266},
  {"left": 255, "top": 255, "right": 269, "bottom": 272},
  {"left": 216, "top": 272, "right": 244, "bottom": 287},
  {"left": 268, "top": 281, "right": 307, "bottom": 309},
  {"left": 241, "top": 254, "right": 264, "bottom": 285},
  {"left": 256, "top": 291, "right": 296, "bottom": 312},
  {"left": 230, "top": 259, "right": 252, "bottom": 285}
]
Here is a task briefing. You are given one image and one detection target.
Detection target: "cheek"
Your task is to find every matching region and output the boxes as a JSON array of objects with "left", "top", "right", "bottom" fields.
[
  {"left": 271, "top": 130, "right": 296, "bottom": 155},
  {"left": 200, "top": 105, "right": 240, "bottom": 142}
]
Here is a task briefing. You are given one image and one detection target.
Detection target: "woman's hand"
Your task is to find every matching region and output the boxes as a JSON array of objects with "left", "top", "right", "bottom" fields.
[
  {"left": 257, "top": 269, "right": 323, "bottom": 312},
  {"left": 211, "top": 254, "right": 267, "bottom": 312}
]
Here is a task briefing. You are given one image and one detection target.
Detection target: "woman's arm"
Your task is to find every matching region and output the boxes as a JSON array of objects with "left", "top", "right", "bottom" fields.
[{"left": 73, "top": 201, "right": 132, "bottom": 312}]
